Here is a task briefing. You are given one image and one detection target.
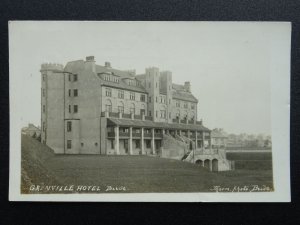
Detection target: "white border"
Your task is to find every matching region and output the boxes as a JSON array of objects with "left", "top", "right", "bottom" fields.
[{"left": 9, "top": 21, "right": 291, "bottom": 202}]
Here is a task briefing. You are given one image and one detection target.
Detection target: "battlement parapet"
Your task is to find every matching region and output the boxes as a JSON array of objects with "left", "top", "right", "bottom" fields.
[{"left": 40, "top": 63, "right": 64, "bottom": 72}]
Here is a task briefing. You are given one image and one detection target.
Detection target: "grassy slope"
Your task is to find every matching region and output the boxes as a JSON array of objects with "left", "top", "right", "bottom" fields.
[{"left": 21, "top": 135, "right": 273, "bottom": 193}]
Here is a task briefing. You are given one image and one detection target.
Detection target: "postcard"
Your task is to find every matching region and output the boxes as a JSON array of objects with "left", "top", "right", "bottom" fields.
[{"left": 9, "top": 21, "right": 291, "bottom": 202}]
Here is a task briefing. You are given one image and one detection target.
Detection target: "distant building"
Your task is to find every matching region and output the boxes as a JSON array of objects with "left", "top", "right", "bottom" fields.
[
  {"left": 211, "top": 128, "right": 227, "bottom": 149},
  {"left": 22, "top": 123, "right": 41, "bottom": 138}
]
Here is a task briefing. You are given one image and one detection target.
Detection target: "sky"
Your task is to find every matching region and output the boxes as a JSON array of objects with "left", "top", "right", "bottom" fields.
[{"left": 9, "top": 21, "right": 289, "bottom": 135}]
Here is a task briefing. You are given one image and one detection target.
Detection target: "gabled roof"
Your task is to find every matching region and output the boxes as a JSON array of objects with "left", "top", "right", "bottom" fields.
[
  {"left": 95, "top": 65, "right": 134, "bottom": 78},
  {"left": 99, "top": 79, "right": 147, "bottom": 93},
  {"left": 172, "top": 83, "right": 198, "bottom": 103},
  {"left": 107, "top": 118, "right": 210, "bottom": 131}
]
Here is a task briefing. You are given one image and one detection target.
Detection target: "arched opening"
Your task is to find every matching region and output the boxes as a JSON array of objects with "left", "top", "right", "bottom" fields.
[
  {"left": 105, "top": 99, "right": 112, "bottom": 112},
  {"left": 204, "top": 159, "right": 210, "bottom": 170},
  {"left": 118, "top": 101, "right": 124, "bottom": 113},
  {"left": 176, "top": 109, "right": 180, "bottom": 120},
  {"left": 140, "top": 104, "right": 146, "bottom": 115},
  {"left": 130, "top": 103, "right": 135, "bottom": 115},
  {"left": 212, "top": 159, "right": 218, "bottom": 172},
  {"left": 195, "top": 160, "right": 203, "bottom": 166}
]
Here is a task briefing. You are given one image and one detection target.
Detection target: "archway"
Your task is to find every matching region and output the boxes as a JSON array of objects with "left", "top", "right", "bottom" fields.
[
  {"left": 118, "top": 101, "right": 124, "bottom": 113},
  {"left": 105, "top": 99, "right": 112, "bottom": 112},
  {"left": 195, "top": 160, "right": 203, "bottom": 166},
  {"left": 212, "top": 159, "right": 218, "bottom": 172},
  {"left": 204, "top": 159, "right": 210, "bottom": 170}
]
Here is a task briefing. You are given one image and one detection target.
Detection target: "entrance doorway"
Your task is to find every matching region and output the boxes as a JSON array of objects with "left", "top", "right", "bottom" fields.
[
  {"left": 204, "top": 159, "right": 210, "bottom": 170},
  {"left": 212, "top": 159, "right": 218, "bottom": 172},
  {"left": 124, "top": 139, "right": 128, "bottom": 154}
]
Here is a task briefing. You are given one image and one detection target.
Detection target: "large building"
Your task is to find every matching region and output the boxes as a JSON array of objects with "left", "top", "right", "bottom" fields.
[{"left": 40, "top": 56, "right": 232, "bottom": 171}]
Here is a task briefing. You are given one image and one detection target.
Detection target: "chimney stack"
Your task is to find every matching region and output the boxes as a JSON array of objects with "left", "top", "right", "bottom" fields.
[
  {"left": 184, "top": 81, "right": 191, "bottom": 92},
  {"left": 105, "top": 61, "right": 111, "bottom": 68},
  {"left": 85, "top": 56, "right": 96, "bottom": 72}
]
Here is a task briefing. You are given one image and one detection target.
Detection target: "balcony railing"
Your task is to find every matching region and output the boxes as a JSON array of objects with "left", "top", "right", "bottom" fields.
[
  {"left": 144, "top": 132, "right": 152, "bottom": 138},
  {"left": 119, "top": 132, "right": 129, "bottom": 137},
  {"left": 122, "top": 113, "right": 131, "bottom": 119},
  {"left": 145, "top": 116, "right": 152, "bottom": 121},
  {"left": 154, "top": 133, "right": 163, "bottom": 138},
  {"left": 132, "top": 132, "right": 141, "bottom": 138},
  {"left": 107, "top": 132, "right": 115, "bottom": 138},
  {"left": 109, "top": 112, "right": 119, "bottom": 117},
  {"left": 134, "top": 115, "right": 142, "bottom": 120}
]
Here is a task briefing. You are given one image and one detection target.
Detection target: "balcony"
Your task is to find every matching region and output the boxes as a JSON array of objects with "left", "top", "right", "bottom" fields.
[
  {"left": 154, "top": 133, "right": 163, "bottom": 138},
  {"left": 145, "top": 116, "right": 153, "bottom": 121},
  {"left": 132, "top": 132, "right": 141, "bottom": 138},
  {"left": 119, "top": 132, "right": 129, "bottom": 137},
  {"left": 122, "top": 113, "right": 131, "bottom": 119},
  {"left": 107, "top": 132, "right": 115, "bottom": 138},
  {"left": 144, "top": 132, "right": 152, "bottom": 138}
]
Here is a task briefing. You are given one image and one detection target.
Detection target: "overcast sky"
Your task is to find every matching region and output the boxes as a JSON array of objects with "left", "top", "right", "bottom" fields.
[{"left": 10, "top": 21, "right": 290, "bottom": 135}]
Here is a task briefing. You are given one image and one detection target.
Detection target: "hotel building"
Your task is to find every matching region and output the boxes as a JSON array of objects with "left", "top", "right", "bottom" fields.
[{"left": 40, "top": 56, "right": 232, "bottom": 171}]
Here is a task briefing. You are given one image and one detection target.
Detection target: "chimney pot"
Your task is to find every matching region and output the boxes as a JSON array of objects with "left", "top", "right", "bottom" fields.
[
  {"left": 86, "top": 56, "right": 95, "bottom": 61},
  {"left": 105, "top": 62, "right": 111, "bottom": 68}
]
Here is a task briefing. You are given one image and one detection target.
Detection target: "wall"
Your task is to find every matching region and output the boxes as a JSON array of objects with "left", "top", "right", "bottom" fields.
[
  {"left": 41, "top": 67, "right": 65, "bottom": 154},
  {"left": 101, "top": 87, "right": 148, "bottom": 115}
]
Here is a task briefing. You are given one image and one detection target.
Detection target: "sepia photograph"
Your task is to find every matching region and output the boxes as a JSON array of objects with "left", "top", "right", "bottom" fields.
[{"left": 9, "top": 21, "right": 290, "bottom": 201}]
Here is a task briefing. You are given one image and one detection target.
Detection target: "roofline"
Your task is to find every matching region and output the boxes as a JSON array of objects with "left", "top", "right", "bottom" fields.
[{"left": 101, "top": 84, "right": 148, "bottom": 94}]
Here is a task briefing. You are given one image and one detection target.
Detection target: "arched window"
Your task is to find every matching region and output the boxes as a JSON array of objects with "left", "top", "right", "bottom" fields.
[
  {"left": 140, "top": 104, "right": 146, "bottom": 115},
  {"left": 176, "top": 109, "right": 180, "bottom": 119},
  {"left": 130, "top": 103, "right": 135, "bottom": 115},
  {"left": 105, "top": 99, "right": 112, "bottom": 112},
  {"left": 118, "top": 101, "right": 124, "bottom": 113},
  {"left": 190, "top": 112, "right": 195, "bottom": 120}
]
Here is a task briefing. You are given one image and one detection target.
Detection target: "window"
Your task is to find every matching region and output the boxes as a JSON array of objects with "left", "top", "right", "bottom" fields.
[
  {"left": 106, "top": 104, "right": 112, "bottom": 112},
  {"left": 81, "top": 143, "right": 84, "bottom": 147},
  {"left": 68, "top": 89, "right": 71, "bottom": 97},
  {"left": 184, "top": 103, "right": 188, "bottom": 109},
  {"left": 135, "top": 140, "right": 140, "bottom": 149},
  {"left": 160, "top": 97, "right": 163, "bottom": 103},
  {"left": 176, "top": 101, "right": 180, "bottom": 107},
  {"left": 130, "top": 107, "right": 135, "bottom": 115},
  {"left": 43, "top": 105, "right": 45, "bottom": 113},
  {"left": 130, "top": 92, "right": 135, "bottom": 100},
  {"left": 43, "top": 74, "right": 46, "bottom": 81},
  {"left": 68, "top": 74, "right": 71, "bottom": 81},
  {"left": 69, "top": 105, "right": 71, "bottom": 113},
  {"left": 73, "top": 74, "right": 78, "bottom": 81},
  {"left": 74, "top": 105, "right": 78, "bottom": 113},
  {"left": 118, "top": 90, "right": 124, "bottom": 99},
  {"left": 140, "top": 94, "right": 146, "bottom": 102},
  {"left": 160, "top": 110, "right": 166, "bottom": 118},
  {"left": 149, "top": 110, "right": 152, "bottom": 116},
  {"left": 67, "top": 121, "right": 72, "bottom": 132},
  {"left": 146, "top": 140, "right": 151, "bottom": 148},
  {"left": 67, "top": 140, "right": 72, "bottom": 149},
  {"left": 149, "top": 96, "right": 151, "bottom": 103},
  {"left": 156, "top": 111, "right": 158, "bottom": 118},
  {"left": 156, "top": 97, "right": 158, "bottom": 103},
  {"left": 118, "top": 106, "right": 124, "bottom": 113},
  {"left": 105, "top": 88, "right": 112, "bottom": 97},
  {"left": 42, "top": 89, "right": 45, "bottom": 97},
  {"left": 74, "top": 89, "right": 78, "bottom": 97},
  {"left": 95, "top": 142, "right": 98, "bottom": 146},
  {"left": 191, "top": 104, "right": 195, "bottom": 109},
  {"left": 104, "top": 75, "right": 109, "bottom": 81},
  {"left": 43, "top": 122, "right": 46, "bottom": 132},
  {"left": 111, "top": 140, "right": 114, "bottom": 149}
]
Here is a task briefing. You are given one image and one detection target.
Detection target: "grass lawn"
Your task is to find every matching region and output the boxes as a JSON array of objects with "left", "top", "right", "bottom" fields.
[{"left": 21, "top": 135, "right": 274, "bottom": 193}]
